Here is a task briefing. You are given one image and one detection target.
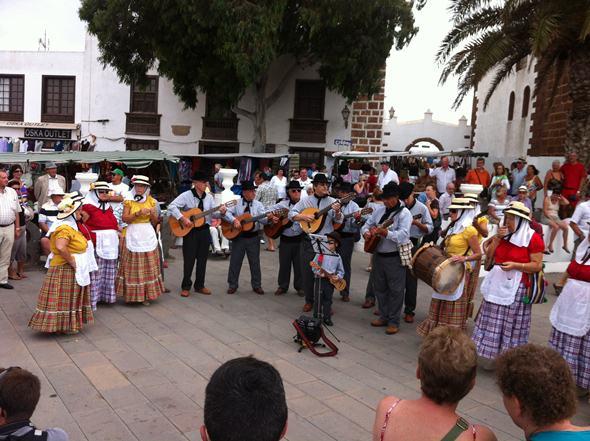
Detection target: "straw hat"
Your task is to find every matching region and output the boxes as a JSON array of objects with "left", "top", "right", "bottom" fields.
[
  {"left": 90, "top": 181, "right": 110, "bottom": 191},
  {"left": 448, "top": 198, "right": 475, "bottom": 210},
  {"left": 464, "top": 193, "right": 479, "bottom": 204},
  {"left": 65, "top": 191, "right": 85, "bottom": 203},
  {"left": 503, "top": 201, "right": 531, "bottom": 221},
  {"left": 131, "top": 175, "right": 151, "bottom": 186},
  {"left": 56, "top": 197, "right": 83, "bottom": 220}
]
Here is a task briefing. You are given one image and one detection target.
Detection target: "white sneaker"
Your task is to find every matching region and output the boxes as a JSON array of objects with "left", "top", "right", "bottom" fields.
[{"left": 260, "top": 239, "right": 265, "bottom": 244}]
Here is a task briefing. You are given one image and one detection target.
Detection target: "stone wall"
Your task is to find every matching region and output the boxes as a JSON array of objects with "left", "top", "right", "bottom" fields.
[{"left": 350, "top": 69, "right": 385, "bottom": 152}]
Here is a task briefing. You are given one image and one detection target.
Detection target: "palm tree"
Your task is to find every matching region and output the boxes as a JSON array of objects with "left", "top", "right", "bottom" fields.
[{"left": 437, "top": 0, "right": 590, "bottom": 162}]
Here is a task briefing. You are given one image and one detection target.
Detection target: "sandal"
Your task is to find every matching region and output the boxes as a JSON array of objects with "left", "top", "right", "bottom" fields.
[
  {"left": 17, "top": 273, "right": 27, "bottom": 279},
  {"left": 8, "top": 273, "right": 21, "bottom": 280}
]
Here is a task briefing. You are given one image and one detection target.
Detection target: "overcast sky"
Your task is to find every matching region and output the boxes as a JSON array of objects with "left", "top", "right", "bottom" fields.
[{"left": 0, "top": 0, "right": 471, "bottom": 124}]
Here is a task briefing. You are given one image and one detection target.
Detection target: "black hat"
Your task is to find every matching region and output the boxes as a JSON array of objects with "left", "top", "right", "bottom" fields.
[
  {"left": 380, "top": 159, "right": 391, "bottom": 165},
  {"left": 337, "top": 182, "right": 353, "bottom": 193},
  {"left": 241, "top": 180, "right": 256, "bottom": 191},
  {"left": 381, "top": 182, "right": 400, "bottom": 198},
  {"left": 326, "top": 231, "right": 341, "bottom": 246},
  {"left": 398, "top": 182, "right": 414, "bottom": 200},
  {"left": 287, "top": 180, "right": 303, "bottom": 190},
  {"left": 312, "top": 173, "right": 329, "bottom": 184},
  {"left": 191, "top": 170, "right": 209, "bottom": 182}
]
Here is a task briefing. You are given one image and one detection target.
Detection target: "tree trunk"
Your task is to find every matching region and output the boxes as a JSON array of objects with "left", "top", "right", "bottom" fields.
[
  {"left": 252, "top": 76, "right": 268, "bottom": 153},
  {"left": 565, "top": 41, "right": 590, "bottom": 165}
]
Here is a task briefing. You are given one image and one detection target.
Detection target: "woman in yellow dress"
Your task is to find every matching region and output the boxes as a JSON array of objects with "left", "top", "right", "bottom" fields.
[
  {"left": 115, "top": 175, "right": 163, "bottom": 305},
  {"left": 29, "top": 196, "right": 94, "bottom": 334},
  {"left": 417, "top": 198, "right": 483, "bottom": 336}
]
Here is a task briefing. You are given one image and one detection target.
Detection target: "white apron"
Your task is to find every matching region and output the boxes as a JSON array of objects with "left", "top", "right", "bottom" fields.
[
  {"left": 95, "top": 229, "right": 119, "bottom": 260},
  {"left": 125, "top": 222, "right": 157, "bottom": 253},
  {"left": 44, "top": 241, "right": 98, "bottom": 275},
  {"left": 550, "top": 279, "right": 590, "bottom": 337},
  {"left": 481, "top": 265, "right": 522, "bottom": 306}
]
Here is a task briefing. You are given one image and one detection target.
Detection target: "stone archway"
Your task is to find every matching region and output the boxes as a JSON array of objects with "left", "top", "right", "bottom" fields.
[{"left": 404, "top": 137, "right": 444, "bottom": 151}]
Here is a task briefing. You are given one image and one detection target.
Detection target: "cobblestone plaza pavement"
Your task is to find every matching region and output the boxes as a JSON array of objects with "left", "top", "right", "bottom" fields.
[{"left": 1, "top": 248, "right": 589, "bottom": 441}]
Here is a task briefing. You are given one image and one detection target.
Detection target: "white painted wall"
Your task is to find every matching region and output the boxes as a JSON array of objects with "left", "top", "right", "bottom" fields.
[{"left": 382, "top": 110, "right": 471, "bottom": 152}]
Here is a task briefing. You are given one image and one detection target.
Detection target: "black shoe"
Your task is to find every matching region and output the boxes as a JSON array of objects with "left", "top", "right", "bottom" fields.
[
  {"left": 323, "top": 318, "right": 333, "bottom": 326},
  {"left": 0, "top": 283, "right": 14, "bottom": 290}
]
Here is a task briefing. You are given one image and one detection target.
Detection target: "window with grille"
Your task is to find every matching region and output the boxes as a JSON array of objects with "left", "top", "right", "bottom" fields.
[
  {"left": 294, "top": 80, "right": 325, "bottom": 119},
  {"left": 42, "top": 76, "right": 75, "bottom": 123},
  {"left": 131, "top": 77, "right": 158, "bottom": 113},
  {"left": 0, "top": 75, "right": 24, "bottom": 121},
  {"left": 125, "top": 138, "right": 159, "bottom": 151},
  {"left": 289, "top": 147, "right": 324, "bottom": 168}
]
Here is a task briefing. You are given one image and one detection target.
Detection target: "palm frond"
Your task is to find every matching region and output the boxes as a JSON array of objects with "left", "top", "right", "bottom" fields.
[
  {"left": 578, "top": 4, "right": 590, "bottom": 40},
  {"left": 530, "top": 8, "right": 562, "bottom": 55},
  {"left": 448, "top": 0, "right": 495, "bottom": 22}
]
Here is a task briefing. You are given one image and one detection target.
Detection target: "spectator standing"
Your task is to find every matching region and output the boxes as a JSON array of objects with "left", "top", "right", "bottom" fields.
[
  {"left": 8, "top": 165, "right": 28, "bottom": 201},
  {"left": 270, "top": 168, "right": 287, "bottom": 200},
  {"left": 466, "top": 157, "right": 491, "bottom": 189},
  {"left": 373, "top": 327, "right": 497, "bottom": 441},
  {"left": 413, "top": 168, "right": 434, "bottom": 193},
  {"left": 0, "top": 170, "right": 21, "bottom": 290},
  {"left": 39, "top": 189, "right": 65, "bottom": 256},
  {"left": 297, "top": 168, "right": 312, "bottom": 199},
  {"left": 0, "top": 367, "right": 69, "bottom": 441},
  {"left": 213, "top": 163, "right": 223, "bottom": 193},
  {"left": 524, "top": 165, "right": 543, "bottom": 208},
  {"left": 366, "top": 167, "right": 378, "bottom": 193},
  {"left": 377, "top": 160, "right": 399, "bottom": 189},
  {"left": 496, "top": 345, "right": 590, "bottom": 441},
  {"left": 33, "top": 162, "right": 66, "bottom": 208},
  {"left": 290, "top": 169, "right": 300, "bottom": 181},
  {"left": 438, "top": 182, "right": 455, "bottom": 219},
  {"left": 429, "top": 157, "right": 456, "bottom": 195},
  {"left": 544, "top": 160, "right": 564, "bottom": 193},
  {"left": 510, "top": 157, "right": 528, "bottom": 196},
  {"left": 421, "top": 184, "right": 441, "bottom": 244},
  {"left": 542, "top": 190, "right": 570, "bottom": 254},
  {"left": 489, "top": 163, "right": 511, "bottom": 200},
  {"left": 560, "top": 151, "right": 587, "bottom": 209},
  {"left": 7, "top": 179, "right": 29, "bottom": 281},
  {"left": 255, "top": 171, "right": 278, "bottom": 251}
]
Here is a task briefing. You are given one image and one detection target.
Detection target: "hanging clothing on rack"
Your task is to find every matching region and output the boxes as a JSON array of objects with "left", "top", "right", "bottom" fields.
[
  {"left": 0, "top": 138, "right": 8, "bottom": 152},
  {"left": 34, "top": 140, "right": 44, "bottom": 152},
  {"left": 20, "top": 140, "right": 28, "bottom": 153}
]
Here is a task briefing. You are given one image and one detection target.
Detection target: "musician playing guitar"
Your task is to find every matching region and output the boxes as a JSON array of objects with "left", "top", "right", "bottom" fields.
[
  {"left": 399, "top": 182, "right": 433, "bottom": 323},
  {"left": 271, "top": 180, "right": 305, "bottom": 296},
  {"left": 290, "top": 173, "right": 342, "bottom": 312},
  {"left": 223, "top": 180, "right": 274, "bottom": 295},
  {"left": 168, "top": 170, "right": 227, "bottom": 297},
  {"left": 361, "top": 182, "right": 412, "bottom": 335},
  {"left": 310, "top": 231, "right": 345, "bottom": 327},
  {"left": 333, "top": 182, "right": 362, "bottom": 303}
]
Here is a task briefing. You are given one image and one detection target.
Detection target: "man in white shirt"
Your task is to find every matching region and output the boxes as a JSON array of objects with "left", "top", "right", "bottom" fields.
[
  {"left": 438, "top": 182, "right": 455, "bottom": 219},
  {"left": 570, "top": 199, "right": 590, "bottom": 244},
  {"left": 377, "top": 161, "right": 399, "bottom": 189},
  {"left": 297, "top": 168, "right": 313, "bottom": 200},
  {"left": 429, "top": 157, "right": 456, "bottom": 195},
  {"left": 108, "top": 168, "right": 129, "bottom": 224},
  {"left": 33, "top": 162, "right": 66, "bottom": 208},
  {"left": 0, "top": 170, "right": 21, "bottom": 289}
]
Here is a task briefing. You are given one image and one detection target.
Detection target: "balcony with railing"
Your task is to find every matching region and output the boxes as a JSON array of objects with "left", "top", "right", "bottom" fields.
[
  {"left": 288, "top": 118, "right": 328, "bottom": 143},
  {"left": 125, "top": 112, "right": 161, "bottom": 136},
  {"left": 202, "top": 117, "right": 239, "bottom": 140}
]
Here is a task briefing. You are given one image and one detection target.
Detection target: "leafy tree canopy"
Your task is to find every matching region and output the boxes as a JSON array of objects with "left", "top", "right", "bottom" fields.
[{"left": 80, "top": 0, "right": 422, "bottom": 110}]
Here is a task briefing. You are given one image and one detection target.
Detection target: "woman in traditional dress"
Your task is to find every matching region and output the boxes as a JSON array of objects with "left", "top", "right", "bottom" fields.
[
  {"left": 28, "top": 196, "right": 94, "bottom": 334},
  {"left": 82, "top": 181, "right": 120, "bottom": 310},
  {"left": 115, "top": 175, "right": 163, "bottom": 305},
  {"left": 417, "top": 198, "right": 483, "bottom": 337},
  {"left": 472, "top": 201, "right": 544, "bottom": 361},
  {"left": 549, "top": 227, "right": 590, "bottom": 397}
]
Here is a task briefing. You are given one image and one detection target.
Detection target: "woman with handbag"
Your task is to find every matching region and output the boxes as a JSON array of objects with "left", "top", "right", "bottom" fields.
[
  {"left": 472, "top": 201, "right": 544, "bottom": 362},
  {"left": 548, "top": 230, "right": 590, "bottom": 398},
  {"left": 417, "top": 198, "right": 482, "bottom": 337}
]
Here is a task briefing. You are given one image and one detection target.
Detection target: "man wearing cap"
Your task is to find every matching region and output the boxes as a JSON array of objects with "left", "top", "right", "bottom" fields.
[
  {"left": 377, "top": 160, "right": 399, "bottom": 189},
  {"left": 39, "top": 188, "right": 65, "bottom": 255},
  {"left": 0, "top": 170, "right": 21, "bottom": 290},
  {"left": 272, "top": 180, "right": 304, "bottom": 296},
  {"left": 108, "top": 168, "right": 129, "bottom": 217},
  {"left": 223, "top": 180, "right": 271, "bottom": 295},
  {"left": 429, "top": 157, "right": 456, "bottom": 195},
  {"left": 334, "top": 182, "right": 362, "bottom": 302},
  {"left": 33, "top": 162, "right": 66, "bottom": 208},
  {"left": 361, "top": 182, "right": 412, "bottom": 334},
  {"left": 510, "top": 157, "right": 527, "bottom": 196},
  {"left": 399, "top": 182, "right": 433, "bottom": 323},
  {"left": 290, "top": 173, "right": 343, "bottom": 311},
  {"left": 168, "top": 171, "right": 226, "bottom": 297}
]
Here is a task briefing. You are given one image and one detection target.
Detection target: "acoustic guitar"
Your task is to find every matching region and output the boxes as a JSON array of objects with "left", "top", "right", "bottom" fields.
[
  {"left": 169, "top": 200, "right": 238, "bottom": 237},
  {"left": 221, "top": 207, "right": 289, "bottom": 240},
  {"left": 298, "top": 192, "right": 356, "bottom": 234},
  {"left": 309, "top": 261, "right": 346, "bottom": 291},
  {"left": 333, "top": 207, "right": 374, "bottom": 231},
  {"left": 363, "top": 206, "right": 404, "bottom": 253},
  {"left": 263, "top": 208, "right": 292, "bottom": 239}
]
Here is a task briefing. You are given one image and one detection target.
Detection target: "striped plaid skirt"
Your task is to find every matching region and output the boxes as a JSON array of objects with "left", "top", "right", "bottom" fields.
[
  {"left": 115, "top": 246, "right": 163, "bottom": 303},
  {"left": 472, "top": 283, "right": 532, "bottom": 360},
  {"left": 417, "top": 270, "right": 475, "bottom": 337},
  {"left": 549, "top": 327, "right": 590, "bottom": 389},
  {"left": 28, "top": 265, "right": 94, "bottom": 333},
  {"left": 90, "top": 255, "right": 118, "bottom": 310}
]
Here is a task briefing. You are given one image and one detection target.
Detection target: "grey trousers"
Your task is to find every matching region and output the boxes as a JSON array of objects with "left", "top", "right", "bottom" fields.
[
  {"left": 373, "top": 254, "right": 406, "bottom": 326},
  {"left": 227, "top": 235, "right": 262, "bottom": 289},
  {"left": 278, "top": 238, "right": 302, "bottom": 291},
  {"left": 337, "top": 235, "right": 355, "bottom": 298},
  {"left": 300, "top": 239, "right": 316, "bottom": 304}
]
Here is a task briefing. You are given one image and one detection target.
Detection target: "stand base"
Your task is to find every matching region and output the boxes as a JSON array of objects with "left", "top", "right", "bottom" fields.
[{"left": 293, "top": 319, "right": 338, "bottom": 357}]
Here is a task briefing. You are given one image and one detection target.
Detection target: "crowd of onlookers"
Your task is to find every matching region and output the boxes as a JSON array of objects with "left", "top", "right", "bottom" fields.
[{"left": 1, "top": 328, "right": 588, "bottom": 440}]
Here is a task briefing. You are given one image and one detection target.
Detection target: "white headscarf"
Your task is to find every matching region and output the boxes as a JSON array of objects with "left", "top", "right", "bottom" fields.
[
  {"left": 575, "top": 236, "right": 590, "bottom": 265},
  {"left": 504, "top": 217, "right": 535, "bottom": 248},
  {"left": 126, "top": 185, "right": 151, "bottom": 204},
  {"left": 85, "top": 190, "right": 110, "bottom": 211},
  {"left": 446, "top": 208, "right": 476, "bottom": 236}
]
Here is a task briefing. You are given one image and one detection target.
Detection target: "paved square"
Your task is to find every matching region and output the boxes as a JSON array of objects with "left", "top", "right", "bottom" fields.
[{"left": 1, "top": 249, "right": 588, "bottom": 441}]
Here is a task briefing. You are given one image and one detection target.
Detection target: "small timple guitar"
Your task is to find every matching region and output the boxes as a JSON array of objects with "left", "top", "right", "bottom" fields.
[
  {"left": 169, "top": 200, "right": 238, "bottom": 237},
  {"left": 221, "top": 207, "right": 289, "bottom": 240},
  {"left": 309, "top": 261, "right": 347, "bottom": 291},
  {"left": 333, "top": 207, "right": 374, "bottom": 231},
  {"left": 299, "top": 192, "right": 356, "bottom": 234}
]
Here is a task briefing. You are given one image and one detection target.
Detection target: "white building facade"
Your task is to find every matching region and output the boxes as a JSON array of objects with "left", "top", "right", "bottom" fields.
[{"left": 0, "top": 34, "right": 352, "bottom": 167}]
